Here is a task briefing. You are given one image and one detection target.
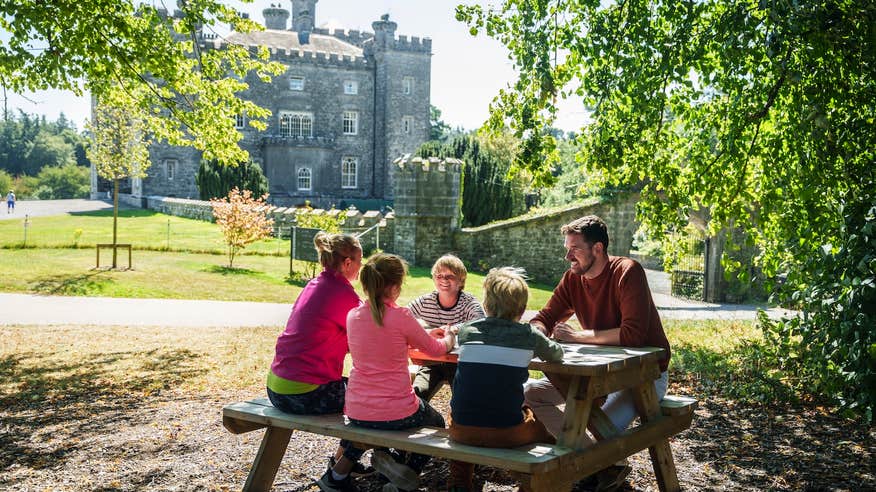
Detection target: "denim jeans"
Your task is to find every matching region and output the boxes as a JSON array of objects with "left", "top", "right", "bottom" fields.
[{"left": 267, "top": 378, "right": 346, "bottom": 415}]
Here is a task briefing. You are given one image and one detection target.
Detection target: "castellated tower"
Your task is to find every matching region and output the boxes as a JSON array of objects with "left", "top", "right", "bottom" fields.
[
  {"left": 291, "top": 0, "right": 318, "bottom": 33},
  {"left": 392, "top": 156, "right": 461, "bottom": 266},
  {"left": 368, "top": 14, "right": 433, "bottom": 200},
  {"left": 262, "top": 4, "right": 290, "bottom": 30}
]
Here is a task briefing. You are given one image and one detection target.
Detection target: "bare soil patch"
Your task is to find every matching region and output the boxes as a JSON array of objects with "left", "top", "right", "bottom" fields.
[{"left": 2, "top": 385, "right": 872, "bottom": 491}]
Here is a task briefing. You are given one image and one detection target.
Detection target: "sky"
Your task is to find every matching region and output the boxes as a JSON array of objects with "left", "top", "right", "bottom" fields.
[{"left": 4, "top": 0, "right": 588, "bottom": 132}]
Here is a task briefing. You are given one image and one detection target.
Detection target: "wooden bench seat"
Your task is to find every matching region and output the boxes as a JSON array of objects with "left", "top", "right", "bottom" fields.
[{"left": 222, "top": 395, "right": 697, "bottom": 491}]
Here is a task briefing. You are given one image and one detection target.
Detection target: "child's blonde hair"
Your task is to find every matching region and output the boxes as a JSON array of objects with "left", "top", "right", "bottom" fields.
[
  {"left": 359, "top": 253, "right": 408, "bottom": 326},
  {"left": 482, "top": 267, "right": 529, "bottom": 320},
  {"left": 431, "top": 254, "right": 468, "bottom": 289}
]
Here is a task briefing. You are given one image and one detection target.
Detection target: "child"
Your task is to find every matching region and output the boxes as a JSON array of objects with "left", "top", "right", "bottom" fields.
[
  {"left": 447, "top": 267, "right": 564, "bottom": 492},
  {"left": 409, "top": 254, "right": 485, "bottom": 401},
  {"left": 318, "top": 253, "right": 455, "bottom": 492}
]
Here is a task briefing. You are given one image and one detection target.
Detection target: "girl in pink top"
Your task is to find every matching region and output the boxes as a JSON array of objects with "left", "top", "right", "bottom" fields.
[{"left": 319, "top": 253, "right": 454, "bottom": 492}]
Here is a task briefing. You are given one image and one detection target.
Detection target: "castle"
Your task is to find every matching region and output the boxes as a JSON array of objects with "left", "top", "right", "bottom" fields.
[{"left": 97, "top": 1, "right": 432, "bottom": 210}]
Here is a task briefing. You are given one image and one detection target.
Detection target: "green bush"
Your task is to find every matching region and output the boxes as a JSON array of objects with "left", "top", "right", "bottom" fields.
[
  {"left": 761, "top": 191, "right": 876, "bottom": 422},
  {"left": 32, "top": 164, "right": 90, "bottom": 199},
  {"left": 196, "top": 159, "right": 269, "bottom": 201},
  {"left": 0, "top": 170, "right": 12, "bottom": 197}
]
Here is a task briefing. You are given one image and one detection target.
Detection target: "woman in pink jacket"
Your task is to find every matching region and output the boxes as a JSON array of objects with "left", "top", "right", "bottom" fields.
[{"left": 318, "top": 253, "right": 455, "bottom": 492}]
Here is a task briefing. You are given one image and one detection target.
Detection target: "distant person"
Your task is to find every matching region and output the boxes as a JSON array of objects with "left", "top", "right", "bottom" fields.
[
  {"left": 319, "top": 253, "right": 455, "bottom": 492},
  {"left": 447, "top": 267, "right": 563, "bottom": 492},
  {"left": 408, "top": 254, "right": 485, "bottom": 401},
  {"left": 524, "top": 214, "right": 672, "bottom": 491},
  {"left": 6, "top": 190, "right": 14, "bottom": 213},
  {"left": 267, "top": 232, "right": 371, "bottom": 480}
]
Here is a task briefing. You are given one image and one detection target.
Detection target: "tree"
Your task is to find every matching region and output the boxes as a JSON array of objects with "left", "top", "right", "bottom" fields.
[
  {"left": 25, "top": 131, "right": 76, "bottom": 175},
  {"left": 196, "top": 158, "right": 268, "bottom": 200},
  {"left": 429, "top": 105, "right": 452, "bottom": 142},
  {"left": 416, "top": 133, "right": 526, "bottom": 227},
  {"left": 458, "top": 1, "right": 875, "bottom": 417},
  {"left": 0, "top": 0, "right": 286, "bottom": 167},
  {"left": 210, "top": 187, "right": 274, "bottom": 268},
  {"left": 86, "top": 92, "right": 150, "bottom": 269}
]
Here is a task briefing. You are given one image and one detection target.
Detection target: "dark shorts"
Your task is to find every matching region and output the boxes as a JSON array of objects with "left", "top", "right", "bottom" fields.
[{"left": 266, "top": 378, "right": 346, "bottom": 415}]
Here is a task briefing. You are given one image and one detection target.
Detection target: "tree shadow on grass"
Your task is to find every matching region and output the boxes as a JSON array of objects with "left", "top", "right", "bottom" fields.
[
  {"left": 666, "top": 343, "right": 874, "bottom": 490},
  {"left": 202, "top": 265, "right": 258, "bottom": 276},
  {"left": 68, "top": 208, "right": 155, "bottom": 218},
  {"left": 0, "top": 348, "right": 206, "bottom": 471},
  {"left": 29, "top": 271, "right": 115, "bottom": 296}
]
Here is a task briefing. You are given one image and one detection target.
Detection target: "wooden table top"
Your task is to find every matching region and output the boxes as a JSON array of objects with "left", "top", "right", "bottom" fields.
[{"left": 410, "top": 342, "right": 664, "bottom": 376}]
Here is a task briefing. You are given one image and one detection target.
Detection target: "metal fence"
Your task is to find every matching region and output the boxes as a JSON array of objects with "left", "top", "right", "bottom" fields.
[{"left": 670, "top": 236, "right": 709, "bottom": 301}]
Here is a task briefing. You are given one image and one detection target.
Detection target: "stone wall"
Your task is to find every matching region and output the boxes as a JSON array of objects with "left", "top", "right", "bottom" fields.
[{"left": 452, "top": 196, "right": 639, "bottom": 284}]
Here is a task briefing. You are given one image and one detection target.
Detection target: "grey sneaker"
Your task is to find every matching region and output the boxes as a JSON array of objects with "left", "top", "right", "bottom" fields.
[
  {"left": 329, "top": 455, "right": 376, "bottom": 478},
  {"left": 316, "top": 469, "right": 359, "bottom": 492},
  {"left": 594, "top": 464, "right": 632, "bottom": 492},
  {"left": 371, "top": 450, "right": 420, "bottom": 491}
]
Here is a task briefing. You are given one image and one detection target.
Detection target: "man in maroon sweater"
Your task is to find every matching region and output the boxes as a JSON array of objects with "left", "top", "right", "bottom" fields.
[{"left": 524, "top": 215, "right": 671, "bottom": 490}]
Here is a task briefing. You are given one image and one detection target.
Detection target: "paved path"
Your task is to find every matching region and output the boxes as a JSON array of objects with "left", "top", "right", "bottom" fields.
[
  {"left": 0, "top": 198, "right": 124, "bottom": 221},
  {"left": 0, "top": 288, "right": 792, "bottom": 328}
]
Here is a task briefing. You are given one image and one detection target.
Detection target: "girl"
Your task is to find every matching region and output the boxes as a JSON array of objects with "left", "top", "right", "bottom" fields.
[{"left": 318, "top": 253, "right": 455, "bottom": 492}]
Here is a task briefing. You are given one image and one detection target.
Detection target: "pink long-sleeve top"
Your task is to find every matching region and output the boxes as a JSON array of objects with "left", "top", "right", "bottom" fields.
[
  {"left": 344, "top": 300, "right": 449, "bottom": 421},
  {"left": 269, "top": 269, "right": 362, "bottom": 385}
]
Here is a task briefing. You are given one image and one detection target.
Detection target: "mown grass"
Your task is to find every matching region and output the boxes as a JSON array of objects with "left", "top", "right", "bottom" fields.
[
  {"left": 0, "top": 247, "right": 556, "bottom": 307},
  {"left": 0, "top": 209, "right": 288, "bottom": 255},
  {"left": 0, "top": 320, "right": 770, "bottom": 400}
]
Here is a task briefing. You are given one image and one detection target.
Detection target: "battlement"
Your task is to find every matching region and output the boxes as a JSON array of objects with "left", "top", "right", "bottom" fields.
[
  {"left": 205, "top": 40, "right": 370, "bottom": 69},
  {"left": 393, "top": 35, "right": 432, "bottom": 53},
  {"left": 393, "top": 155, "right": 463, "bottom": 173},
  {"left": 327, "top": 28, "right": 374, "bottom": 47}
]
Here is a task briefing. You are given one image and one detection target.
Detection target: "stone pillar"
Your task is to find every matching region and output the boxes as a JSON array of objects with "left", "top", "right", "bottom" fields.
[{"left": 391, "top": 156, "right": 461, "bottom": 266}]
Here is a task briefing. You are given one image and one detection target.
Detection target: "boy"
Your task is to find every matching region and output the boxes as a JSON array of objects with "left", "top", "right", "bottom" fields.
[{"left": 447, "top": 267, "right": 564, "bottom": 492}]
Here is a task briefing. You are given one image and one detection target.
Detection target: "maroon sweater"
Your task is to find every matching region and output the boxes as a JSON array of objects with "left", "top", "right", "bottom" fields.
[{"left": 532, "top": 256, "right": 671, "bottom": 372}]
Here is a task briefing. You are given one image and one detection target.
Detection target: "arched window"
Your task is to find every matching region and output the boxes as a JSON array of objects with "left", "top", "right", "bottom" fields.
[
  {"left": 279, "top": 112, "right": 313, "bottom": 137},
  {"left": 297, "top": 167, "right": 312, "bottom": 191},
  {"left": 341, "top": 157, "right": 357, "bottom": 188}
]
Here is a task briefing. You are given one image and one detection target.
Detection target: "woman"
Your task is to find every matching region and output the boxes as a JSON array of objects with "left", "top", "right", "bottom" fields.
[{"left": 408, "top": 254, "right": 485, "bottom": 400}]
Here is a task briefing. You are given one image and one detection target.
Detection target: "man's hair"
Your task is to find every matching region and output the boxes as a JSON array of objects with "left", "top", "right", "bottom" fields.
[
  {"left": 561, "top": 215, "right": 609, "bottom": 250},
  {"left": 482, "top": 267, "right": 529, "bottom": 320},
  {"left": 430, "top": 254, "right": 468, "bottom": 289}
]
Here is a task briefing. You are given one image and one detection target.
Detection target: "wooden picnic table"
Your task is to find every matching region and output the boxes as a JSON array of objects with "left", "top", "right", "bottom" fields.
[{"left": 409, "top": 342, "right": 692, "bottom": 492}]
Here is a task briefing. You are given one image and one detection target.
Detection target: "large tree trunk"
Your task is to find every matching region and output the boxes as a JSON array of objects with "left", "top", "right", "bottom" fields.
[{"left": 112, "top": 178, "right": 119, "bottom": 269}]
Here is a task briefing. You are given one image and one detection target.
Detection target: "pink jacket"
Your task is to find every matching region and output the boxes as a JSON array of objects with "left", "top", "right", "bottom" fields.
[
  {"left": 270, "top": 270, "right": 361, "bottom": 385},
  {"left": 344, "top": 301, "right": 448, "bottom": 421}
]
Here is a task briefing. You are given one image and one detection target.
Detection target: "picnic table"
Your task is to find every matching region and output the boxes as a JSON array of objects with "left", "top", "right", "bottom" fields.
[
  {"left": 409, "top": 342, "right": 695, "bottom": 491},
  {"left": 223, "top": 342, "right": 695, "bottom": 492}
]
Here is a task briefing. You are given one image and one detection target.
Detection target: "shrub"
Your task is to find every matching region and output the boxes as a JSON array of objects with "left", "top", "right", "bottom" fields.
[
  {"left": 197, "top": 159, "right": 269, "bottom": 201},
  {"left": 210, "top": 188, "right": 274, "bottom": 268}
]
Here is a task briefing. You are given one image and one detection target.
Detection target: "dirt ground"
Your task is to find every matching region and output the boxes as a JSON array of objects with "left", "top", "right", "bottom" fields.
[{"left": 1, "top": 385, "right": 873, "bottom": 492}]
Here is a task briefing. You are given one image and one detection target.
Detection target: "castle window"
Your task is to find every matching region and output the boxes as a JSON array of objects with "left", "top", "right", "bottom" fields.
[
  {"left": 164, "top": 159, "right": 177, "bottom": 181},
  {"left": 343, "top": 111, "right": 358, "bottom": 135},
  {"left": 279, "top": 111, "right": 313, "bottom": 137},
  {"left": 403, "top": 77, "right": 414, "bottom": 95},
  {"left": 341, "top": 157, "right": 358, "bottom": 188},
  {"left": 402, "top": 116, "right": 413, "bottom": 134},
  {"left": 343, "top": 80, "right": 358, "bottom": 95},
  {"left": 234, "top": 113, "right": 246, "bottom": 129},
  {"left": 289, "top": 76, "right": 305, "bottom": 91},
  {"left": 297, "top": 167, "right": 312, "bottom": 191}
]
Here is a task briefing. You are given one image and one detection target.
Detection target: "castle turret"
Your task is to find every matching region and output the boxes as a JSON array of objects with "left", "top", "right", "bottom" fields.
[
  {"left": 291, "top": 0, "right": 318, "bottom": 33},
  {"left": 262, "top": 4, "right": 289, "bottom": 30},
  {"left": 371, "top": 14, "right": 398, "bottom": 50}
]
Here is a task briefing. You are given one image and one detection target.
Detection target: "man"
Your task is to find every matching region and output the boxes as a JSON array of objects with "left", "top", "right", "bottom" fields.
[
  {"left": 6, "top": 190, "right": 14, "bottom": 214},
  {"left": 524, "top": 214, "right": 671, "bottom": 491}
]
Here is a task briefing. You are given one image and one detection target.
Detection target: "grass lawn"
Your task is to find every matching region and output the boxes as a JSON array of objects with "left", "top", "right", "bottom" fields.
[{"left": 0, "top": 247, "right": 557, "bottom": 307}]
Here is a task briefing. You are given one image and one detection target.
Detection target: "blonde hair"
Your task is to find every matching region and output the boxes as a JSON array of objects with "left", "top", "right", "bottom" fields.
[
  {"left": 313, "top": 232, "right": 362, "bottom": 271},
  {"left": 431, "top": 254, "right": 468, "bottom": 289},
  {"left": 359, "top": 253, "right": 408, "bottom": 326},
  {"left": 482, "top": 267, "right": 529, "bottom": 320}
]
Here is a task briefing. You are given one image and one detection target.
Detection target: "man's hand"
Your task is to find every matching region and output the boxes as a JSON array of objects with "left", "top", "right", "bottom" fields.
[{"left": 552, "top": 322, "right": 585, "bottom": 342}]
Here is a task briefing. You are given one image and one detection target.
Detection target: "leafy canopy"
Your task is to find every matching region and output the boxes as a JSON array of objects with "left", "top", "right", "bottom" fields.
[
  {"left": 457, "top": 0, "right": 875, "bottom": 417},
  {"left": 0, "top": 0, "right": 286, "bottom": 166}
]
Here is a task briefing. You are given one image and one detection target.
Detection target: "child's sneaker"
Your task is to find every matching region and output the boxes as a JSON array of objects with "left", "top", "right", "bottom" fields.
[
  {"left": 371, "top": 450, "right": 420, "bottom": 491},
  {"left": 594, "top": 464, "right": 631, "bottom": 492},
  {"left": 329, "top": 455, "right": 376, "bottom": 478},
  {"left": 316, "top": 469, "right": 358, "bottom": 492}
]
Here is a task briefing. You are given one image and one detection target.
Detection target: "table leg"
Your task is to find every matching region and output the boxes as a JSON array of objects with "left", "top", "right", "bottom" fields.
[
  {"left": 243, "top": 427, "right": 293, "bottom": 492},
  {"left": 549, "top": 373, "right": 598, "bottom": 449},
  {"left": 632, "top": 379, "right": 681, "bottom": 492}
]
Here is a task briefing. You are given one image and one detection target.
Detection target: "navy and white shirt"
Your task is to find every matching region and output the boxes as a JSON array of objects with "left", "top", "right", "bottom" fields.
[
  {"left": 408, "top": 291, "right": 485, "bottom": 328},
  {"left": 450, "top": 317, "right": 564, "bottom": 428}
]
